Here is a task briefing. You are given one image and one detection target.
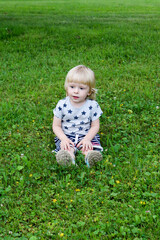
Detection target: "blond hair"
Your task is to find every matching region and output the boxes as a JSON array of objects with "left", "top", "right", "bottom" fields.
[{"left": 64, "top": 65, "right": 97, "bottom": 100}]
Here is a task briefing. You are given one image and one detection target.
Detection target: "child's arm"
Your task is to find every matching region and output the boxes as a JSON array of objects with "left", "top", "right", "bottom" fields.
[
  {"left": 52, "top": 116, "right": 74, "bottom": 151},
  {"left": 77, "top": 118, "right": 100, "bottom": 152}
]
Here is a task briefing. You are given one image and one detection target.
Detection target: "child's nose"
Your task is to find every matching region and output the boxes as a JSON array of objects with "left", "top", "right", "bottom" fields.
[{"left": 74, "top": 87, "right": 79, "bottom": 93}]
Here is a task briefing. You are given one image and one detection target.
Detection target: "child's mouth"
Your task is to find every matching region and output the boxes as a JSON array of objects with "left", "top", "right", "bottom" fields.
[{"left": 73, "top": 96, "right": 79, "bottom": 99}]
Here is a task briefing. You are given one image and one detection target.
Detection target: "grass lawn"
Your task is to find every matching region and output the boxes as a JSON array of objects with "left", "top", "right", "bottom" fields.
[{"left": 0, "top": 0, "right": 160, "bottom": 239}]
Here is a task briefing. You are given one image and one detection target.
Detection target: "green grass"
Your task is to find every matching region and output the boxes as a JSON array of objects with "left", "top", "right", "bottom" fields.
[{"left": 0, "top": 0, "right": 160, "bottom": 239}]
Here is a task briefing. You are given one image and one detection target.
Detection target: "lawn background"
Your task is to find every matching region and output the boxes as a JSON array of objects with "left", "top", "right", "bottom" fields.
[{"left": 0, "top": 0, "right": 160, "bottom": 239}]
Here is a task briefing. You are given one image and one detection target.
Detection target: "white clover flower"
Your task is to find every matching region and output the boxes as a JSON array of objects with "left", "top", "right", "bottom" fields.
[
  {"left": 156, "top": 106, "right": 159, "bottom": 109},
  {"left": 146, "top": 210, "right": 151, "bottom": 213}
]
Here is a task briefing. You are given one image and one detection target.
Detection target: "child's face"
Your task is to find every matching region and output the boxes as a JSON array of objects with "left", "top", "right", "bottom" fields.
[{"left": 67, "top": 82, "right": 90, "bottom": 106}]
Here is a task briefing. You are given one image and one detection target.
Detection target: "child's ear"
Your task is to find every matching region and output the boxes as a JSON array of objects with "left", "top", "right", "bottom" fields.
[{"left": 88, "top": 89, "right": 92, "bottom": 96}]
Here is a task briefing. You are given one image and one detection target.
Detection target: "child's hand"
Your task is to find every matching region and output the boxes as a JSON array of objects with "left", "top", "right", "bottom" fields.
[
  {"left": 77, "top": 139, "right": 93, "bottom": 152},
  {"left": 61, "top": 138, "right": 75, "bottom": 151}
]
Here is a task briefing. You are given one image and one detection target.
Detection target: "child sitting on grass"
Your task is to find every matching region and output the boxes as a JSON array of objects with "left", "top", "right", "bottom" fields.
[{"left": 52, "top": 65, "right": 103, "bottom": 167}]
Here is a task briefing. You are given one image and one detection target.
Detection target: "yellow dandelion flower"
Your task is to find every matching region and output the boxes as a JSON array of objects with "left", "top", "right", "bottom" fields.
[
  {"left": 140, "top": 201, "right": 146, "bottom": 205},
  {"left": 116, "top": 180, "right": 120, "bottom": 184},
  {"left": 75, "top": 189, "right": 80, "bottom": 192},
  {"left": 32, "top": 120, "right": 35, "bottom": 123},
  {"left": 29, "top": 174, "right": 33, "bottom": 177},
  {"left": 70, "top": 199, "right": 73, "bottom": 202},
  {"left": 120, "top": 104, "right": 123, "bottom": 107},
  {"left": 53, "top": 199, "right": 57, "bottom": 203},
  {"left": 59, "top": 233, "right": 64, "bottom": 237}
]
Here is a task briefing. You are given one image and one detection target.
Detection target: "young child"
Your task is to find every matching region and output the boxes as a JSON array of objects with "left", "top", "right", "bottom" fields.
[{"left": 52, "top": 65, "right": 103, "bottom": 167}]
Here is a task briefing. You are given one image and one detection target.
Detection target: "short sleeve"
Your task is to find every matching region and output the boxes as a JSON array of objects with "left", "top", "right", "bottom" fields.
[
  {"left": 53, "top": 100, "right": 64, "bottom": 119},
  {"left": 91, "top": 101, "right": 103, "bottom": 121}
]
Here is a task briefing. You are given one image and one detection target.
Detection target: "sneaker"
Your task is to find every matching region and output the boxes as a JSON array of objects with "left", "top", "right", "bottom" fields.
[
  {"left": 56, "top": 150, "right": 75, "bottom": 166},
  {"left": 85, "top": 151, "right": 102, "bottom": 168}
]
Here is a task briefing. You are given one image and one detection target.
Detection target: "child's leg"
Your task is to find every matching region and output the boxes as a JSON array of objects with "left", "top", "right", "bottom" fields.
[
  {"left": 81, "top": 150, "right": 102, "bottom": 168},
  {"left": 54, "top": 136, "right": 76, "bottom": 166},
  {"left": 66, "top": 147, "right": 75, "bottom": 160},
  {"left": 56, "top": 147, "right": 75, "bottom": 166}
]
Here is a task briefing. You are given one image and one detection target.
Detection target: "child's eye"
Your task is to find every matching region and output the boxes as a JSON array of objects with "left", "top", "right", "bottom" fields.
[
  {"left": 70, "top": 86, "right": 74, "bottom": 88},
  {"left": 80, "top": 87, "right": 84, "bottom": 90}
]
